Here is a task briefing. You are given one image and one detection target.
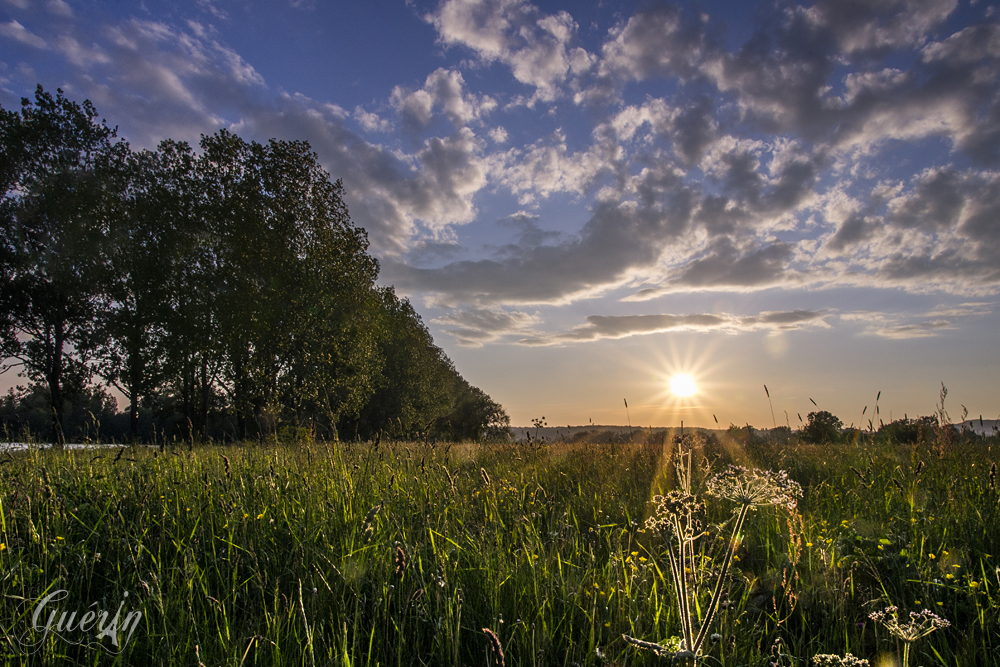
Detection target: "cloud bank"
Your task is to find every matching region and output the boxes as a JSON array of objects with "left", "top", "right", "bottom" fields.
[{"left": 2, "top": 0, "right": 998, "bottom": 346}]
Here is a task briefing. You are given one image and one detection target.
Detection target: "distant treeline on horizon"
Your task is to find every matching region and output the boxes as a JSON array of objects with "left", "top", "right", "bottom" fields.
[
  {"left": 514, "top": 416, "right": 999, "bottom": 444},
  {"left": 1, "top": 86, "right": 510, "bottom": 445}
]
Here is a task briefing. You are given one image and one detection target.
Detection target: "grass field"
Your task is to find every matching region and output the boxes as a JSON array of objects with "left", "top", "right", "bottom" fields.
[{"left": 0, "top": 430, "right": 997, "bottom": 666}]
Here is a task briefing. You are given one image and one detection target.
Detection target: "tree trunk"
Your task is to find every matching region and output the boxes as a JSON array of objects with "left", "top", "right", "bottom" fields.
[
  {"left": 48, "top": 319, "right": 65, "bottom": 447},
  {"left": 199, "top": 357, "right": 209, "bottom": 436},
  {"left": 129, "top": 344, "right": 141, "bottom": 441}
]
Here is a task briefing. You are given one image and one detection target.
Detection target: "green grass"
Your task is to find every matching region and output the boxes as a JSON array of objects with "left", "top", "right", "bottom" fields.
[{"left": 0, "top": 433, "right": 996, "bottom": 666}]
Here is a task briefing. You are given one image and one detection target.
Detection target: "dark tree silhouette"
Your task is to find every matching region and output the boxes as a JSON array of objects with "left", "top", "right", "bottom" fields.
[
  {"left": 0, "top": 86, "right": 126, "bottom": 445},
  {"left": 2, "top": 88, "right": 509, "bottom": 444},
  {"left": 802, "top": 410, "right": 843, "bottom": 443}
]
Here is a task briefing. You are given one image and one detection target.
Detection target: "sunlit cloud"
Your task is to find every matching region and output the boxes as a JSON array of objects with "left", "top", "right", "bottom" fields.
[
  {"left": 432, "top": 307, "right": 539, "bottom": 346},
  {"left": 518, "top": 310, "right": 829, "bottom": 346}
]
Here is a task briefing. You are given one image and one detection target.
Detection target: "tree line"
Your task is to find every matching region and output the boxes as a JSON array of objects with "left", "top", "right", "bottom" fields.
[{"left": 0, "top": 86, "right": 509, "bottom": 445}]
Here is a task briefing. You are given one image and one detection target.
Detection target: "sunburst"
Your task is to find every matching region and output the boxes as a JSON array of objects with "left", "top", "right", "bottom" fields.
[{"left": 669, "top": 373, "right": 698, "bottom": 398}]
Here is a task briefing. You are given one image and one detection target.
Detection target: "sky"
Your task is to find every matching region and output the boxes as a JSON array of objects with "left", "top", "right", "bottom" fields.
[{"left": 1, "top": 0, "right": 999, "bottom": 429}]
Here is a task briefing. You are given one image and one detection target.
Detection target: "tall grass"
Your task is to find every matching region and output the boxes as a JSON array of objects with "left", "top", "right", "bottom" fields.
[{"left": 0, "top": 431, "right": 996, "bottom": 666}]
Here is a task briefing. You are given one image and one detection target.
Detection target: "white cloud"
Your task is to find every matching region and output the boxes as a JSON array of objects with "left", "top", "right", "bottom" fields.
[
  {"left": 597, "top": 6, "right": 706, "bottom": 83},
  {"left": 519, "top": 309, "right": 829, "bottom": 346},
  {"left": 426, "top": 0, "right": 591, "bottom": 102},
  {"left": 0, "top": 20, "right": 47, "bottom": 48},
  {"left": 609, "top": 98, "right": 675, "bottom": 142},
  {"left": 383, "top": 196, "right": 682, "bottom": 306},
  {"left": 405, "top": 127, "right": 489, "bottom": 230},
  {"left": 799, "top": 302, "right": 988, "bottom": 341},
  {"left": 799, "top": 0, "right": 956, "bottom": 53},
  {"left": 492, "top": 127, "right": 619, "bottom": 203},
  {"left": 56, "top": 33, "right": 110, "bottom": 67},
  {"left": 46, "top": 0, "right": 72, "bottom": 18},
  {"left": 195, "top": 0, "right": 229, "bottom": 20},
  {"left": 432, "top": 307, "right": 539, "bottom": 346},
  {"left": 921, "top": 23, "right": 1000, "bottom": 62},
  {"left": 353, "top": 106, "right": 391, "bottom": 133},
  {"left": 238, "top": 97, "right": 489, "bottom": 252},
  {"left": 871, "top": 320, "right": 954, "bottom": 338},
  {"left": 10, "top": 0, "right": 1000, "bottom": 314},
  {"left": 391, "top": 68, "right": 496, "bottom": 130}
]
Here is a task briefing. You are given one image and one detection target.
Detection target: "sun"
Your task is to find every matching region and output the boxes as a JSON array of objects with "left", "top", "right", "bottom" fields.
[{"left": 669, "top": 373, "right": 699, "bottom": 398}]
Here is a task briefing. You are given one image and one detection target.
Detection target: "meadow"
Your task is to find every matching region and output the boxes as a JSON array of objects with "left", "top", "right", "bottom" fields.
[{"left": 0, "top": 429, "right": 997, "bottom": 666}]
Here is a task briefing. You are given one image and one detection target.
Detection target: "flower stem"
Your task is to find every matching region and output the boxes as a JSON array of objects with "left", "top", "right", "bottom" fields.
[
  {"left": 692, "top": 502, "right": 751, "bottom": 653},
  {"left": 668, "top": 516, "right": 694, "bottom": 649}
]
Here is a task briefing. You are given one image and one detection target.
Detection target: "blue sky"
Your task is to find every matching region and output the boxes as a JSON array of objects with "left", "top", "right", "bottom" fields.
[{"left": 2, "top": 0, "right": 999, "bottom": 428}]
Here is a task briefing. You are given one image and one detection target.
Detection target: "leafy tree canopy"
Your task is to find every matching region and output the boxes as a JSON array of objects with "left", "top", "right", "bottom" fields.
[
  {"left": 1, "top": 87, "right": 509, "bottom": 444},
  {"left": 802, "top": 410, "right": 843, "bottom": 443}
]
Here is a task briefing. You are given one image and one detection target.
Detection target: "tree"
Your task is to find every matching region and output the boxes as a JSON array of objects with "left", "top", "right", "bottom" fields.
[
  {"left": 0, "top": 86, "right": 126, "bottom": 445},
  {"left": 802, "top": 410, "right": 843, "bottom": 443},
  {"left": 877, "top": 416, "right": 938, "bottom": 444},
  {"left": 198, "top": 130, "right": 383, "bottom": 438},
  {"left": 279, "top": 171, "right": 384, "bottom": 437},
  {"left": 352, "top": 287, "right": 459, "bottom": 439},
  {"left": 0, "top": 106, "right": 21, "bottom": 369},
  {"left": 2, "top": 88, "right": 513, "bottom": 445},
  {"left": 432, "top": 382, "right": 511, "bottom": 442},
  {"left": 93, "top": 141, "right": 201, "bottom": 440}
]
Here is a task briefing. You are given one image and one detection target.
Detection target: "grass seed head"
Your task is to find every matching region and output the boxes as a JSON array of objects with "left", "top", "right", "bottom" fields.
[
  {"left": 361, "top": 503, "right": 382, "bottom": 542},
  {"left": 394, "top": 545, "right": 407, "bottom": 578},
  {"left": 482, "top": 627, "right": 505, "bottom": 666},
  {"left": 363, "top": 503, "right": 382, "bottom": 525}
]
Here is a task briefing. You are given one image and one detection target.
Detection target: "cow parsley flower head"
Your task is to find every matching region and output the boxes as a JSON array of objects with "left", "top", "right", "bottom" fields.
[
  {"left": 868, "top": 606, "right": 950, "bottom": 642},
  {"left": 645, "top": 491, "right": 704, "bottom": 534},
  {"left": 706, "top": 465, "right": 802, "bottom": 510},
  {"left": 811, "top": 654, "right": 870, "bottom": 666}
]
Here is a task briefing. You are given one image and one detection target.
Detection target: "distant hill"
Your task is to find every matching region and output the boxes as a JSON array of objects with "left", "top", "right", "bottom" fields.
[
  {"left": 512, "top": 424, "right": 722, "bottom": 442},
  {"left": 958, "top": 419, "right": 1000, "bottom": 436}
]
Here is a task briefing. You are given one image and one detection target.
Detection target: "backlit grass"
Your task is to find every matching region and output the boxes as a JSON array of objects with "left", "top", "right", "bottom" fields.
[{"left": 0, "top": 432, "right": 996, "bottom": 666}]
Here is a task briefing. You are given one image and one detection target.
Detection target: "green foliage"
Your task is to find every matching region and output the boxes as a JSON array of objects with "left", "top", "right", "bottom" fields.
[
  {"left": 1, "top": 381, "right": 119, "bottom": 443},
  {"left": 877, "top": 416, "right": 939, "bottom": 445},
  {"left": 352, "top": 288, "right": 458, "bottom": 440},
  {"left": 433, "top": 382, "right": 511, "bottom": 442},
  {"left": 0, "top": 86, "right": 126, "bottom": 445},
  {"left": 1, "top": 87, "right": 507, "bottom": 444},
  {"left": 94, "top": 141, "right": 197, "bottom": 440},
  {"left": 803, "top": 410, "right": 844, "bottom": 443}
]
